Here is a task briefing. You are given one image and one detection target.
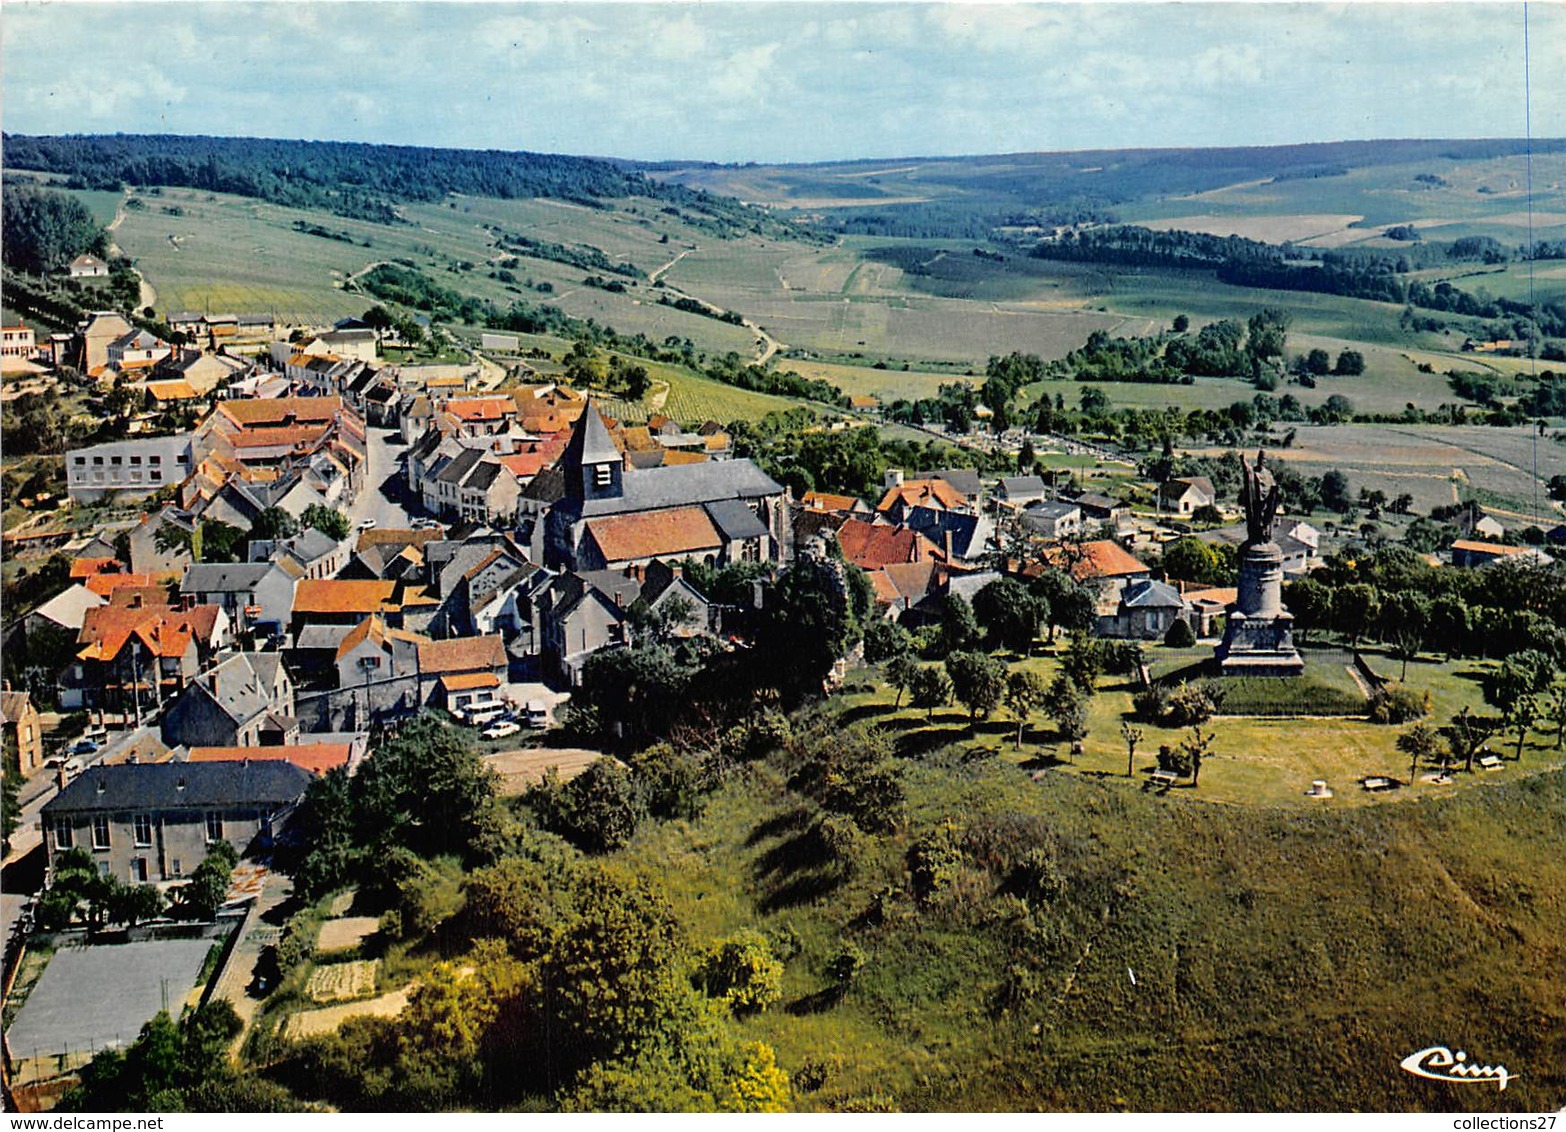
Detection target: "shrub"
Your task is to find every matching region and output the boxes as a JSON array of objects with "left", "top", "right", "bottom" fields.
[
  {"left": 906, "top": 821, "right": 966, "bottom": 905},
  {"left": 1164, "top": 619, "right": 1197, "bottom": 648},
  {"left": 1166, "top": 681, "right": 1222, "bottom": 727},
  {"left": 1367, "top": 683, "right": 1431, "bottom": 725},
  {"left": 1132, "top": 684, "right": 1170, "bottom": 723},
  {"left": 694, "top": 930, "right": 784, "bottom": 1016}
]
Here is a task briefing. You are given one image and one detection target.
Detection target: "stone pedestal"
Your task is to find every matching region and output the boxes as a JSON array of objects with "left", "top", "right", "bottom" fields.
[{"left": 1216, "top": 540, "right": 1305, "bottom": 677}]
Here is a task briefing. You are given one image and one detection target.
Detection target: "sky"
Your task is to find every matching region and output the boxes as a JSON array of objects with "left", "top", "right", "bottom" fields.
[{"left": 2, "top": 2, "right": 1561, "bottom": 165}]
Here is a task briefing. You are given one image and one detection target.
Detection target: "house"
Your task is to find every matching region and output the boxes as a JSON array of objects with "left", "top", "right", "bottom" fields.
[
  {"left": 105, "top": 328, "right": 172, "bottom": 372},
  {"left": 996, "top": 476, "right": 1048, "bottom": 505},
  {"left": 2, "top": 323, "right": 37, "bottom": 362},
  {"left": 128, "top": 509, "right": 198, "bottom": 575},
  {"left": 1275, "top": 521, "right": 1320, "bottom": 576},
  {"left": 866, "top": 560, "right": 942, "bottom": 623},
  {"left": 799, "top": 491, "right": 871, "bottom": 516},
  {"left": 1450, "top": 540, "right": 1549, "bottom": 569},
  {"left": 416, "top": 634, "right": 509, "bottom": 708},
  {"left": 877, "top": 475, "right": 971, "bottom": 523},
  {"left": 180, "top": 561, "right": 297, "bottom": 638},
  {"left": 919, "top": 468, "right": 984, "bottom": 499},
  {"left": 69, "top": 602, "right": 229, "bottom": 715},
  {"left": 836, "top": 518, "right": 934, "bottom": 571},
  {"left": 25, "top": 585, "right": 109, "bottom": 639},
  {"left": 539, "top": 572, "right": 632, "bottom": 687},
  {"left": 902, "top": 506, "right": 994, "bottom": 562},
  {"left": 543, "top": 405, "right": 790, "bottom": 572},
  {"left": 76, "top": 311, "right": 134, "bottom": 373},
  {"left": 1157, "top": 476, "right": 1216, "bottom": 515},
  {"left": 1073, "top": 492, "right": 1133, "bottom": 531},
  {"left": 1, "top": 689, "right": 45, "bottom": 778},
  {"left": 266, "top": 527, "right": 353, "bottom": 581},
  {"left": 334, "top": 615, "right": 424, "bottom": 690},
  {"left": 1021, "top": 499, "right": 1083, "bottom": 540},
  {"left": 1097, "top": 578, "right": 1189, "bottom": 640},
  {"left": 290, "top": 579, "right": 400, "bottom": 632},
  {"left": 159, "top": 652, "right": 296, "bottom": 750},
  {"left": 40, "top": 760, "right": 313, "bottom": 886},
  {"left": 1038, "top": 539, "right": 1152, "bottom": 585},
  {"left": 67, "top": 254, "right": 109, "bottom": 279},
  {"left": 1457, "top": 505, "right": 1506, "bottom": 541},
  {"left": 67, "top": 435, "right": 196, "bottom": 503}
]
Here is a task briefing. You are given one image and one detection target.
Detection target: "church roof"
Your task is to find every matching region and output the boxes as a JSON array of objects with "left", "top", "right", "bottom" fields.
[{"left": 562, "top": 402, "right": 620, "bottom": 469}]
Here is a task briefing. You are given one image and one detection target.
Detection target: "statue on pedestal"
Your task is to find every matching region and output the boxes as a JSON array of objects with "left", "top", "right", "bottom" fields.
[
  {"left": 1215, "top": 449, "right": 1304, "bottom": 677},
  {"left": 1239, "top": 450, "right": 1280, "bottom": 546}
]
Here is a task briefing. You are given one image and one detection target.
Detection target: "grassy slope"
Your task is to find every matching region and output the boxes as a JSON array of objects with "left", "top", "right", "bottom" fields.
[{"left": 626, "top": 656, "right": 1566, "bottom": 1111}]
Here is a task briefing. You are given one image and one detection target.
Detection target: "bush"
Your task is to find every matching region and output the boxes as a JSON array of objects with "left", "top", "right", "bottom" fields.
[
  {"left": 1101, "top": 640, "right": 1147, "bottom": 677},
  {"left": 1132, "top": 684, "right": 1170, "bottom": 723},
  {"left": 1164, "top": 619, "right": 1197, "bottom": 648},
  {"left": 907, "top": 821, "right": 966, "bottom": 905},
  {"left": 1367, "top": 683, "right": 1431, "bottom": 725},
  {"left": 1165, "top": 681, "right": 1222, "bottom": 727},
  {"left": 694, "top": 930, "right": 784, "bottom": 1016}
]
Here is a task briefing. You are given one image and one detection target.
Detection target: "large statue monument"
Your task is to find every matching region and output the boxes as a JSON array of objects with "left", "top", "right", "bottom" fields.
[{"left": 1215, "top": 450, "right": 1305, "bottom": 677}]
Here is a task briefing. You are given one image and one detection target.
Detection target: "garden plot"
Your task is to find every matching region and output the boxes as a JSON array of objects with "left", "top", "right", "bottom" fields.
[
  {"left": 306, "top": 959, "right": 381, "bottom": 1004},
  {"left": 316, "top": 916, "right": 380, "bottom": 956}
]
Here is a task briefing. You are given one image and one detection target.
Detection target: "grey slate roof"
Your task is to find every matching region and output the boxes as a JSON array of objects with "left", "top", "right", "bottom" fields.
[
  {"left": 577, "top": 459, "right": 782, "bottom": 518},
  {"left": 999, "top": 475, "right": 1046, "bottom": 498},
  {"left": 200, "top": 652, "right": 280, "bottom": 725},
  {"left": 704, "top": 498, "right": 769, "bottom": 542},
  {"left": 563, "top": 403, "right": 621, "bottom": 468},
  {"left": 182, "top": 562, "right": 273, "bottom": 594},
  {"left": 296, "top": 624, "right": 356, "bottom": 650},
  {"left": 464, "top": 460, "right": 507, "bottom": 492},
  {"left": 282, "top": 527, "right": 339, "bottom": 565},
  {"left": 44, "top": 760, "right": 311, "bottom": 816},
  {"left": 920, "top": 468, "right": 983, "bottom": 497},
  {"left": 435, "top": 448, "right": 486, "bottom": 485},
  {"left": 1025, "top": 499, "right": 1081, "bottom": 520},
  {"left": 1120, "top": 579, "right": 1186, "bottom": 609}
]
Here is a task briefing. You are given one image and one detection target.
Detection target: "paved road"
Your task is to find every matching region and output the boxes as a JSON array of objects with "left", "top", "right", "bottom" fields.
[{"left": 350, "top": 425, "right": 418, "bottom": 529}]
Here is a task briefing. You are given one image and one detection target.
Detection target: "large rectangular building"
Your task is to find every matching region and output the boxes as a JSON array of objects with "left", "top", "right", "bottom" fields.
[{"left": 66, "top": 434, "right": 196, "bottom": 503}]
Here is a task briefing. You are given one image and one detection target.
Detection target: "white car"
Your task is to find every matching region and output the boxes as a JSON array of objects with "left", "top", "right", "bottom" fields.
[
  {"left": 358, "top": 518, "right": 377, "bottom": 530},
  {"left": 482, "top": 720, "right": 522, "bottom": 740}
]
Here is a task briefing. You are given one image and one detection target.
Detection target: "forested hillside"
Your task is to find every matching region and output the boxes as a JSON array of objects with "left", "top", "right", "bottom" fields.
[{"left": 3, "top": 133, "right": 808, "bottom": 237}]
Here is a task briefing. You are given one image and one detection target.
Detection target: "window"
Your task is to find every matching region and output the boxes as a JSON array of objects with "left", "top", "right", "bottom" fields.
[
  {"left": 93, "top": 456, "right": 104, "bottom": 466},
  {"left": 149, "top": 455, "right": 161, "bottom": 465},
  {"left": 110, "top": 455, "right": 122, "bottom": 466},
  {"left": 130, "top": 858, "right": 148, "bottom": 884},
  {"left": 206, "top": 812, "right": 224, "bottom": 843},
  {"left": 74, "top": 456, "right": 86, "bottom": 467},
  {"left": 98, "top": 862, "right": 111, "bottom": 877},
  {"left": 54, "top": 817, "right": 73, "bottom": 850},
  {"left": 129, "top": 455, "right": 142, "bottom": 465},
  {"left": 91, "top": 815, "right": 111, "bottom": 850},
  {"left": 133, "top": 814, "right": 153, "bottom": 846},
  {"left": 171, "top": 858, "right": 183, "bottom": 878}
]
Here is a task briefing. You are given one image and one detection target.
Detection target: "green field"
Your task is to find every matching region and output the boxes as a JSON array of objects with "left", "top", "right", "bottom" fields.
[{"left": 611, "top": 645, "right": 1566, "bottom": 1111}]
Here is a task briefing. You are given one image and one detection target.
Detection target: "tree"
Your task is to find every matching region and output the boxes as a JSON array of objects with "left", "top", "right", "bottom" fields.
[
  {"left": 181, "top": 841, "right": 239, "bottom": 920},
  {"left": 526, "top": 759, "right": 645, "bottom": 854},
  {"left": 2, "top": 183, "right": 107, "bottom": 274},
  {"left": 945, "top": 651, "right": 1007, "bottom": 722},
  {"left": 1442, "top": 707, "right": 1491, "bottom": 775},
  {"left": 1383, "top": 592, "right": 1431, "bottom": 679},
  {"left": 301, "top": 504, "right": 351, "bottom": 541},
  {"left": 1179, "top": 725, "right": 1213, "bottom": 787},
  {"left": 1397, "top": 721, "right": 1445, "bottom": 781},
  {"left": 910, "top": 666, "right": 952, "bottom": 720},
  {"left": 1304, "top": 348, "right": 1332, "bottom": 376},
  {"left": 1334, "top": 349, "right": 1366, "bottom": 376},
  {"left": 1544, "top": 681, "right": 1566, "bottom": 751},
  {"left": 1172, "top": 314, "right": 1190, "bottom": 333},
  {"left": 251, "top": 506, "right": 299, "bottom": 541},
  {"left": 886, "top": 653, "right": 920, "bottom": 709},
  {"left": 938, "top": 593, "right": 980, "bottom": 656},
  {"left": 1004, "top": 669, "right": 1048, "bottom": 748},
  {"left": 110, "top": 883, "right": 166, "bottom": 927},
  {"left": 1321, "top": 469, "right": 1352, "bottom": 513},
  {"left": 755, "top": 556, "right": 866, "bottom": 705},
  {"left": 1031, "top": 569, "right": 1094, "bottom": 640},
  {"left": 1503, "top": 695, "right": 1538, "bottom": 761},
  {"left": 1121, "top": 721, "right": 1144, "bottom": 778},
  {"left": 1483, "top": 649, "right": 1556, "bottom": 715},
  {"left": 197, "top": 519, "right": 246, "bottom": 564},
  {"left": 353, "top": 716, "right": 503, "bottom": 863},
  {"left": 362, "top": 305, "right": 395, "bottom": 335},
  {"left": 1044, "top": 673, "right": 1088, "bottom": 748},
  {"left": 863, "top": 618, "right": 911, "bottom": 664},
  {"left": 1333, "top": 583, "right": 1381, "bottom": 647},
  {"left": 972, "top": 578, "right": 1043, "bottom": 654},
  {"left": 1160, "top": 536, "right": 1225, "bottom": 585},
  {"left": 1060, "top": 631, "right": 1103, "bottom": 692}
]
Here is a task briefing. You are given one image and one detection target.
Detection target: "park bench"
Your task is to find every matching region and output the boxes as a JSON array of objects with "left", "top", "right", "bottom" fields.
[
  {"left": 1477, "top": 755, "right": 1502, "bottom": 771},
  {"left": 1149, "top": 769, "right": 1179, "bottom": 789},
  {"left": 1362, "top": 776, "right": 1395, "bottom": 791}
]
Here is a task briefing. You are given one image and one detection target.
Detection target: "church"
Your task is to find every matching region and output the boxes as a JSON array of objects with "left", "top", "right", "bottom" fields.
[{"left": 541, "top": 404, "right": 792, "bottom": 572}]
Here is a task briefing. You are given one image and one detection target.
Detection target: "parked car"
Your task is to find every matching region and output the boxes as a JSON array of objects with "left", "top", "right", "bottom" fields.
[
  {"left": 358, "top": 518, "right": 377, "bottom": 530},
  {"left": 523, "top": 701, "right": 550, "bottom": 729},
  {"left": 412, "top": 517, "right": 443, "bottom": 531},
  {"left": 69, "top": 737, "right": 99, "bottom": 756},
  {"left": 482, "top": 720, "right": 522, "bottom": 740}
]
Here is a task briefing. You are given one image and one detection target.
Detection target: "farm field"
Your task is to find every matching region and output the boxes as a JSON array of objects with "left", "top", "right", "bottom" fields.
[{"left": 1189, "top": 423, "right": 1566, "bottom": 521}]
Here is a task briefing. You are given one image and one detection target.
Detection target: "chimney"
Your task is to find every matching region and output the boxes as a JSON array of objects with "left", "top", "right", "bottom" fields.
[
  {"left": 884, "top": 469, "right": 904, "bottom": 490},
  {"left": 943, "top": 528, "right": 954, "bottom": 562}
]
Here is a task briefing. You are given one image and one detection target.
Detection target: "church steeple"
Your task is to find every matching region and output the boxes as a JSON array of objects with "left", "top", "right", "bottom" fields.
[{"left": 561, "top": 402, "right": 623, "bottom": 501}]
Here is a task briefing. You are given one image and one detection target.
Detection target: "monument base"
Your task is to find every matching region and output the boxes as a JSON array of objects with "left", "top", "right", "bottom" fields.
[{"left": 1215, "top": 609, "right": 1305, "bottom": 677}]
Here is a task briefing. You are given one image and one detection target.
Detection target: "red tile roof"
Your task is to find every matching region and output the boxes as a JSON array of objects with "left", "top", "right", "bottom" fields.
[
  {"left": 217, "top": 396, "right": 342, "bottom": 428},
  {"left": 84, "top": 572, "right": 156, "bottom": 597},
  {"left": 583, "top": 507, "right": 724, "bottom": 564},
  {"left": 1042, "top": 539, "right": 1150, "bottom": 581},
  {"left": 293, "top": 579, "right": 398, "bottom": 615},
  {"left": 188, "top": 743, "right": 351, "bottom": 776},
  {"left": 837, "top": 518, "right": 930, "bottom": 570},
  {"left": 70, "top": 557, "right": 121, "bottom": 578},
  {"left": 801, "top": 491, "right": 862, "bottom": 514},
  {"left": 417, "top": 635, "right": 507, "bottom": 675},
  {"left": 445, "top": 397, "right": 515, "bottom": 422},
  {"left": 877, "top": 478, "right": 968, "bottom": 514}
]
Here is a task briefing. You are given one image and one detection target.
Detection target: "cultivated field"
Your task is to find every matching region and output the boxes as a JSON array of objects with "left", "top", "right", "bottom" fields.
[{"left": 484, "top": 747, "right": 612, "bottom": 796}]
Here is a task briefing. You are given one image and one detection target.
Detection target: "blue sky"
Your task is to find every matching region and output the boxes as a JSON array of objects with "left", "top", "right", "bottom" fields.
[{"left": 2, "top": 3, "right": 1560, "bottom": 164}]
